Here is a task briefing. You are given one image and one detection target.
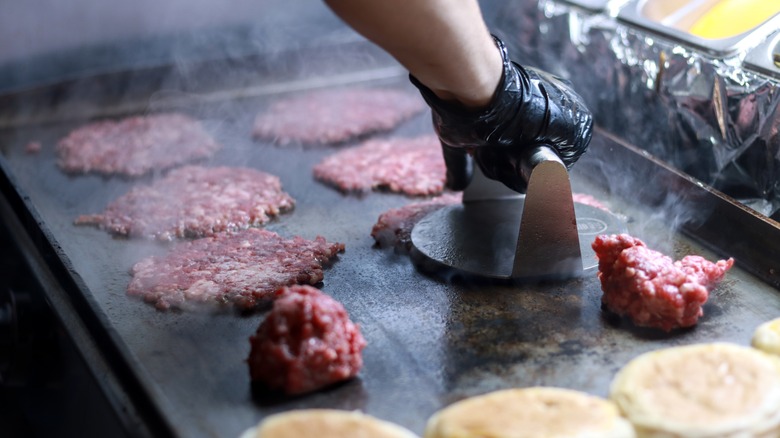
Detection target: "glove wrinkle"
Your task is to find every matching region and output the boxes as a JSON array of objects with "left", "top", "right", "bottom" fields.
[{"left": 410, "top": 35, "right": 593, "bottom": 193}]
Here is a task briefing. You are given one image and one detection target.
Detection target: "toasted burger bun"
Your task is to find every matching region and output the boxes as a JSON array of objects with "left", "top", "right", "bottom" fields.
[
  {"left": 241, "top": 409, "right": 419, "bottom": 438},
  {"left": 610, "top": 343, "right": 780, "bottom": 437},
  {"left": 424, "top": 387, "right": 635, "bottom": 438},
  {"left": 752, "top": 317, "right": 780, "bottom": 356}
]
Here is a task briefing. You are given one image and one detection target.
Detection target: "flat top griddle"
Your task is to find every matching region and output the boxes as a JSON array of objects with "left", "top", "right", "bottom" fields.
[{"left": 1, "top": 61, "right": 780, "bottom": 438}]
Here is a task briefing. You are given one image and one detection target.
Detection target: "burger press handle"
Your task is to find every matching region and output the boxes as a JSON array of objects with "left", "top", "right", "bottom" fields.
[{"left": 410, "top": 144, "right": 583, "bottom": 281}]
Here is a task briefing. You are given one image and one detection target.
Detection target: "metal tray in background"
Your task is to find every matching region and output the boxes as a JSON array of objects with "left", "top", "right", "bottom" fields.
[
  {"left": 616, "top": 0, "right": 780, "bottom": 57},
  {"left": 1, "top": 48, "right": 780, "bottom": 438},
  {"left": 745, "top": 30, "right": 780, "bottom": 80},
  {"left": 552, "top": 0, "right": 610, "bottom": 13}
]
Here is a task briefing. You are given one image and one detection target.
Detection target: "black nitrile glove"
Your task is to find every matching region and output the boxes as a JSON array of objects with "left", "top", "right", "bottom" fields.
[{"left": 410, "top": 35, "right": 593, "bottom": 193}]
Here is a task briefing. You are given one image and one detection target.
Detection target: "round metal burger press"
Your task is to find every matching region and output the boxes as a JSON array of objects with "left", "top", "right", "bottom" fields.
[{"left": 410, "top": 145, "right": 627, "bottom": 281}]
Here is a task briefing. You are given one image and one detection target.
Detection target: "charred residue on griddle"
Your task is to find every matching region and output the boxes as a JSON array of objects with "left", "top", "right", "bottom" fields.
[
  {"left": 438, "top": 279, "right": 606, "bottom": 389},
  {"left": 701, "top": 300, "right": 725, "bottom": 320},
  {"left": 553, "top": 339, "right": 586, "bottom": 358}
]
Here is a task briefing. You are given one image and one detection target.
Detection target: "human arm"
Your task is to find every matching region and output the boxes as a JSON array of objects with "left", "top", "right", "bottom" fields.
[
  {"left": 322, "top": 0, "right": 502, "bottom": 109},
  {"left": 323, "top": 0, "right": 593, "bottom": 192}
]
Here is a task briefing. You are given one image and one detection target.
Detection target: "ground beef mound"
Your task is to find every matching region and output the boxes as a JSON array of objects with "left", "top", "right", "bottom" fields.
[
  {"left": 57, "top": 113, "right": 221, "bottom": 177},
  {"left": 248, "top": 285, "right": 366, "bottom": 395},
  {"left": 252, "top": 88, "right": 425, "bottom": 145},
  {"left": 75, "top": 165, "right": 295, "bottom": 241},
  {"left": 371, "top": 193, "right": 461, "bottom": 251},
  {"left": 313, "top": 135, "right": 446, "bottom": 196},
  {"left": 127, "top": 229, "right": 345, "bottom": 310},
  {"left": 592, "top": 234, "right": 734, "bottom": 331}
]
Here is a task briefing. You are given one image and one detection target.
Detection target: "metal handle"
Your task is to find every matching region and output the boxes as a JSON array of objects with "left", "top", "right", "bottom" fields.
[
  {"left": 520, "top": 145, "right": 564, "bottom": 179},
  {"left": 463, "top": 144, "right": 565, "bottom": 203},
  {"left": 512, "top": 145, "right": 583, "bottom": 279}
]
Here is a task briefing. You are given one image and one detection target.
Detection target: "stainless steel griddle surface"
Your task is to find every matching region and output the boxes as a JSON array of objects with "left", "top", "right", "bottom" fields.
[{"left": 2, "top": 72, "right": 780, "bottom": 438}]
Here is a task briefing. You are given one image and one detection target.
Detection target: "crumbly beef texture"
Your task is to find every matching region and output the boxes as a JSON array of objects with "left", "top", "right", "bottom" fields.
[
  {"left": 371, "top": 193, "right": 461, "bottom": 251},
  {"left": 57, "top": 113, "right": 221, "bottom": 177},
  {"left": 248, "top": 285, "right": 366, "bottom": 395},
  {"left": 75, "top": 166, "right": 295, "bottom": 241},
  {"left": 314, "top": 135, "right": 446, "bottom": 196},
  {"left": 252, "top": 88, "right": 426, "bottom": 145},
  {"left": 127, "top": 229, "right": 345, "bottom": 310},
  {"left": 592, "top": 234, "right": 734, "bottom": 332}
]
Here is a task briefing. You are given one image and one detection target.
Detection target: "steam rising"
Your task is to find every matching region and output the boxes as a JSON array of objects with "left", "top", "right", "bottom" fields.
[
  {"left": 0, "top": 0, "right": 386, "bottom": 96},
  {"left": 1, "top": 0, "right": 339, "bottom": 64},
  {"left": 575, "top": 145, "right": 717, "bottom": 256}
]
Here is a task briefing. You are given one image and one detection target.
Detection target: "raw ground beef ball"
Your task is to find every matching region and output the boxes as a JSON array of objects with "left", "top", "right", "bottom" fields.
[
  {"left": 371, "top": 193, "right": 461, "bottom": 251},
  {"left": 75, "top": 165, "right": 295, "bottom": 241},
  {"left": 127, "top": 228, "right": 345, "bottom": 310},
  {"left": 57, "top": 113, "right": 221, "bottom": 177},
  {"left": 252, "top": 88, "right": 426, "bottom": 145},
  {"left": 248, "top": 285, "right": 366, "bottom": 395},
  {"left": 592, "top": 234, "right": 734, "bottom": 331},
  {"left": 313, "top": 135, "right": 446, "bottom": 196}
]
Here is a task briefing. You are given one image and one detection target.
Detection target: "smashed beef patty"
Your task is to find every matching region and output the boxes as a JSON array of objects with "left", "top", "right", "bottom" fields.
[
  {"left": 252, "top": 88, "right": 425, "bottom": 145},
  {"left": 57, "top": 113, "right": 221, "bottom": 177},
  {"left": 371, "top": 193, "right": 461, "bottom": 251},
  {"left": 127, "top": 228, "right": 345, "bottom": 310},
  {"left": 76, "top": 165, "right": 294, "bottom": 241},
  {"left": 314, "top": 135, "right": 446, "bottom": 196},
  {"left": 248, "top": 285, "right": 366, "bottom": 395},
  {"left": 592, "top": 234, "right": 733, "bottom": 331}
]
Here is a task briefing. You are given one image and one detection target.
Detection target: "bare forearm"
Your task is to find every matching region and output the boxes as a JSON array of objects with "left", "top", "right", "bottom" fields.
[{"left": 323, "top": 0, "right": 502, "bottom": 108}]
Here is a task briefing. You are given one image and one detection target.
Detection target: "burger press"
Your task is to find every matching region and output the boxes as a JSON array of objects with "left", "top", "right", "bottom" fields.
[{"left": 410, "top": 145, "right": 627, "bottom": 281}]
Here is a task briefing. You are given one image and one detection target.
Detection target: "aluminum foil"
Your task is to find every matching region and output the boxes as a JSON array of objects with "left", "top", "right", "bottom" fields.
[{"left": 494, "top": 0, "right": 780, "bottom": 218}]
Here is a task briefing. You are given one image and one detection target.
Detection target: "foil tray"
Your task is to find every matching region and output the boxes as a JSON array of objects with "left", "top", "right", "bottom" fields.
[
  {"left": 552, "top": 0, "right": 611, "bottom": 13},
  {"left": 617, "top": 0, "right": 780, "bottom": 57},
  {"left": 495, "top": 0, "right": 780, "bottom": 219},
  {"left": 745, "top": 31, "right": 780, "bottom": 80}
]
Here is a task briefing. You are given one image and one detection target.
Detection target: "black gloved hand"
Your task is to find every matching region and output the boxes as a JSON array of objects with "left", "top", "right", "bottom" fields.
[{"left": 410, "top": 35, "right": 593, "bottom": 193}]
